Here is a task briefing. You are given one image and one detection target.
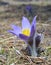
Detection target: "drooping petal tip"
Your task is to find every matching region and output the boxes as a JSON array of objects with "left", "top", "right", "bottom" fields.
[
  {"left": 9, "top": 24, "right": 21, "bottom": 36},
  {"left": 8, "top": 30, "right": 20, "bottom": 37},
  {"left": 7, "top": 30, "right": 15, "bottom": 34}
]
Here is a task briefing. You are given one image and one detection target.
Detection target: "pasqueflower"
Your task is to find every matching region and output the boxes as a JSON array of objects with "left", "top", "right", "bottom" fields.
[
  {"left": 8, "top": 16, "right": 38, "bottom": 57},
  {"left": 8, "top": 16, "right": 37, "bottom": 42}
]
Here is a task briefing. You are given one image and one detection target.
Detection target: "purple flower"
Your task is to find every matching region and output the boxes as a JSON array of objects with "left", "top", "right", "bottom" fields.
[
  {"left": 8, "top": 16, "right": 43, "bottom": 57},
  {"left": 26, "top": 5, "right": 32, "bottom": 11},
  {"left": 8, "top": 16, "right": 37, "bottom": 42},
  {"left": 26, "top": 5, "right": 33, "bottom": 16}
]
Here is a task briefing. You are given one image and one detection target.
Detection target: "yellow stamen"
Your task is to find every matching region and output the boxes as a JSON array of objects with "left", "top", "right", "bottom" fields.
[{"left": 22, "top": 29, "right": 30, "bottom": 36}]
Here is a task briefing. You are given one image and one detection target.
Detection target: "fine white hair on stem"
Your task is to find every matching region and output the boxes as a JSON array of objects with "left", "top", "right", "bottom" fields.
[{"left": 32, "top": 32, "right": 37, "bottom": 57}]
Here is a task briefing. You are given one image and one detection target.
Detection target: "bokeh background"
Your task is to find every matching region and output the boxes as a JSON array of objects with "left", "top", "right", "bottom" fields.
[{"left": 0, "top": 0, "right": 51, "bottom": 65}]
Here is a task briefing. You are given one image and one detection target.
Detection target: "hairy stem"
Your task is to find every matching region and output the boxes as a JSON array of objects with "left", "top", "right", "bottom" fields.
[{"left": 32, "top": 33, "right": 37, "bottom": 57}]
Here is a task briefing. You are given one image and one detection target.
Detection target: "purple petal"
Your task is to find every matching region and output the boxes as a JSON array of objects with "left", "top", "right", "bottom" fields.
[
  {"left": 10, "top": 24, "right": 21, "bottom": 35},
  {"left": 11, "top": 24, "right": 21, "bottom": 32},
  {"left": 35, "top": 35, "right": 41, "bottom": 47},
  {"left": 8, "top": 30, "right": 18, "bottom": 36},
  {"left": 22, "top": 16, "right": 31, "bottom": 30},
  {"left": 30, "top": 25, "right": 35, "bottom": 37},
  {"left": 31, "top": 16, "right": 37, "bottom": 29},
  {"left": 30, "top": 16, "right": 37, "bottom": 37},
  {"left": 19, "top": 34, "right": 29, "bottom": 41},
  {"left": 26, "top": 5, "right": 31, "bottom": 11}
]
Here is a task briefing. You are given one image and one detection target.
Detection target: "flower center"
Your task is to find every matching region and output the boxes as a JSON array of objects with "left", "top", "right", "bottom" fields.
[{"left": 22, "top": 29, "right": 30, "bottom": 36}]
